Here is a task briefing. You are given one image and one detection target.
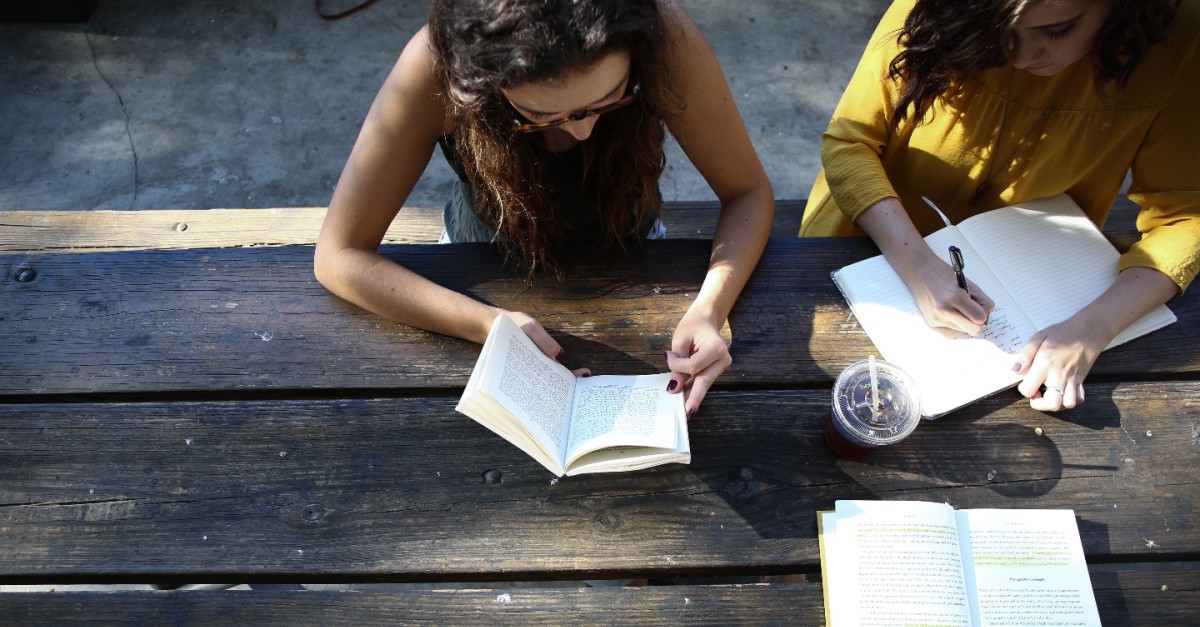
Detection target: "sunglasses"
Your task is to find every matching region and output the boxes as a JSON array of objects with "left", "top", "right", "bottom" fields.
[{"left": 509, "top": 83, "right": 641, "bottom": 133}]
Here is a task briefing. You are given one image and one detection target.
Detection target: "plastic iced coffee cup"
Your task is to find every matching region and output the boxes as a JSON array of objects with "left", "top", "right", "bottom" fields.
[{"left": 823, "top": 358, "right": 921, "bottom": 460}]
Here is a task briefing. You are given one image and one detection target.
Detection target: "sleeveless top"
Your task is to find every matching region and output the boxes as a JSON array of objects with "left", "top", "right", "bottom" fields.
[{"left": 436, "top": 135, "right": 662, "bottom": 244}]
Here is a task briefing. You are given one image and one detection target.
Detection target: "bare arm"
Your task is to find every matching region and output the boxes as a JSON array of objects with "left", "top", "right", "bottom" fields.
[
  {"left": 659, "top": 0, "right": 775, "bottom": 415},
  {"left": 856, "top": 198, "right": 995, "bottom": 335},
  {"left": 314, "top": 29, "right": 503, "bottom": 345},
  {"left": 315, "top": 28, "right": 583, "bottom": 362}
]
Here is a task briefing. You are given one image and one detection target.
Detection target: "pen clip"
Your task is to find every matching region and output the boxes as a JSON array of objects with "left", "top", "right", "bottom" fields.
[
  {"left": 948, "top": 245, "right": 964, "bottom": 271},
  {"left": 948, "top": 245, "right": 970, "bottom": 294}
]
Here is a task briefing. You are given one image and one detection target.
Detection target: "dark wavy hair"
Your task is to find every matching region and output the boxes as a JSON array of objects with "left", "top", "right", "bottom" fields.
[
  {"left": 887, "top": 0, "right": 1179, "bottom": 129},
  {"left": 427, "top": 0, "right": 682, "bottom": 276}
]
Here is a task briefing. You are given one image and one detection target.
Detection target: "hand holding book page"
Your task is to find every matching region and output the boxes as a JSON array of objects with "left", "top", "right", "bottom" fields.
[
  {"left": 818, "top": 500, "right": 1100, "bottom": 627},
  {"left": 456, "top": 312, "right": 688, "bottom": 477},
  {"left": 831, "top": 195, "right": 1176, "bottom": 417}
]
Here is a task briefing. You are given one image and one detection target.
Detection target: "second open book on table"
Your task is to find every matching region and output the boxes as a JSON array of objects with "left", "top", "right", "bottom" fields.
[{"left": 818, "top": 500, "right": 1101, "bottom": 627}]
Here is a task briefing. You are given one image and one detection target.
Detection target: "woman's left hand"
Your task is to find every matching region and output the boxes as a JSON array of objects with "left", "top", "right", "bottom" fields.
[
  {"left": 655, "top": 0, "right": 772, "bottom": 422},
  {"left": 1013, "top": 266, "right": 1179, "bottom": 412},
  {"left": 1013, "top": 316, "right": 1109, "bottom": 411},
  {"left": 665, "top": 310, "right": 732, "bottom": 420}
]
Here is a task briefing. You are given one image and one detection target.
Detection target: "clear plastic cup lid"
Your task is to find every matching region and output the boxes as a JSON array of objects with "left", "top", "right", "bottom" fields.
[{"left": 831, "top": 359, "right": 922, "bottom": 446}]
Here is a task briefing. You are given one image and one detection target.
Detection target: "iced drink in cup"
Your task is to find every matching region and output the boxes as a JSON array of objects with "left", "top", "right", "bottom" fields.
[{"left": 823, "top": 357, "right": 921, "bottom": 460}]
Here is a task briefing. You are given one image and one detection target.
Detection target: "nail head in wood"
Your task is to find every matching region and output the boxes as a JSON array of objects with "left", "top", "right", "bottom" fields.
[
  {"left": 302, "top": 505, "right": 326, "bottom": 522},
  {"left": 594, "top": 511, "right": 622, "bottom": 529}
]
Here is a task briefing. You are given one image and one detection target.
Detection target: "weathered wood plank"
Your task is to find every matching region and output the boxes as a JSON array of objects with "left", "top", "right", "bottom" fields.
[
  {"left": 1, "top": 195, "right": 1138, "bottom": 254},
  {"left": 0, "top": 585, "right": 826, "bottom": 626},
  {"left": 1090, "top": 564, "right": 1200, "bottom": 626},
  {"left": 3, "top": 239, "right": 1196, "bottom": 396},
  {"left": 0, "top": 201, "right": 806, "bottom": 253},
  {"left": 1, "top": 383, "right": 1196, "bottom": 582},
  {"left": 0, "top": 207, "right": 433, "bottom": 252},
  {"left": 0, "top": 568, "right": 1193, "bottom": 627}
]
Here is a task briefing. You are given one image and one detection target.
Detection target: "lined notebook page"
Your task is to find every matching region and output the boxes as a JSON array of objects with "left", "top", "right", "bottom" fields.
[
  {"left": 833, "top": 226, "right": 1033, "bottom": 417},
  {"left": 959, "top": 195, "right": 1176, "bottom": 349},
  {"left": 924, "top": 228, "right": 1039, "bottom": 354}
]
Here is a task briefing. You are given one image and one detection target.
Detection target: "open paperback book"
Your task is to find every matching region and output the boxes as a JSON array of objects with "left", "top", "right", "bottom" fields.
[
  {"left": 818, "top": 500, "right": 1101, "bottom": 627},
  {"left": 832, "top": 194, "right": 1176, "bottom": 417},
  {"left": 456, "top": 312, "right": 689, "bottom": 477}
]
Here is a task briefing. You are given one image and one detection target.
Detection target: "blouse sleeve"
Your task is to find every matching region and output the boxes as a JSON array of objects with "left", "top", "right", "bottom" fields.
[
  {"left": 1121, "top": 58, "right": 1200, "bottom": 293},
  {"left": 820, "top": 0, "right": 911, "bottom": 223}
]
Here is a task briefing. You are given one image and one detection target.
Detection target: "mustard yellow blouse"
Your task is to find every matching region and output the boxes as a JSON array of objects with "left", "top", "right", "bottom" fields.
[{"left": 801, "top": 0, "right": 1200, "bottom": 292}]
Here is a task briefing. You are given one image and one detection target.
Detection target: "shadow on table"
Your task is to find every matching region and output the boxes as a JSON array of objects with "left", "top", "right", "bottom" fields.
[
  {"left": 690, "top": 391, "right": 1133, "bottom": 543},
  {"left": 1082, "top": 557, "right": 1186, "bottom": 627},
  {"left": 685, "top": 392, "right": 868, "bottom": 542},
  {"left": 876, "top": 387, "right": 1123, "bottom": 493},
  {"left": 878, "top": 417, "right": 1067, "bottom": 499},
  {"left": 1038, "top": 383, "right": 1123, "bottom": 431},
  {"left": 553, "top": 333, "right": 660, "bottom": 375}
]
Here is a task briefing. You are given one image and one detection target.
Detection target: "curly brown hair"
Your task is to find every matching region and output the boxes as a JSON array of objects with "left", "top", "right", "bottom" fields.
[
  {"left": 887, "top": 0, "right": 1179, "bottom": 130},
  {"left": 427, "top": 0, "right": 684, "bottom": 276}
]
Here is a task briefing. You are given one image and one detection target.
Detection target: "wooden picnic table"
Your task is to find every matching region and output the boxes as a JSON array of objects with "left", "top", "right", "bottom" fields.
[{"left": 1, "top": 208, "right": 1198, "bottom": 624}]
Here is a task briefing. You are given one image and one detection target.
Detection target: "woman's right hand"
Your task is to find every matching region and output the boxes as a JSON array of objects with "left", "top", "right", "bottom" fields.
[
  {"left": 506, "top": 311, "right": 592, "bottom": 377},
  {"left": 903, "top": 252, "right": 996, "bottom": 336},
  {"left": 855, "top": 197, "right": 996, "bottom": 336}
]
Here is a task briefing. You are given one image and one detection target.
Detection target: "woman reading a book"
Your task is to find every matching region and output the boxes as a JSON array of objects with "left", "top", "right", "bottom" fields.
[
  {"left": 802, "top": 0, "right": 1198, "bottom": 411},
  {"left": 315, "top": 0, "right": 774, "bottom": 418}
]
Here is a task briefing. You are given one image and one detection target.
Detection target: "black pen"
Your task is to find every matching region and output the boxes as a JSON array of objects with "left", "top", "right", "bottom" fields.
[{"left": 948, "top": 246, "right": 970, "bottom": 297}]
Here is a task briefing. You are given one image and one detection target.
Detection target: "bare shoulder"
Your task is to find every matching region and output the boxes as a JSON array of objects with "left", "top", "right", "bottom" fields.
[
  {"left": 657, "top": 0, "right": 707, "bottom": 52},
  {"left": 373, "top": 25, "right": 451, "bottom": 139},
  {"left": 653, "top": 0, "right": 726, "bottom": 101},
  {"left": 394, "top": 25, "right": 438, "bottom": 82},
  {"left": 652, "top": 0, "right": 769, "bottom": 199}
]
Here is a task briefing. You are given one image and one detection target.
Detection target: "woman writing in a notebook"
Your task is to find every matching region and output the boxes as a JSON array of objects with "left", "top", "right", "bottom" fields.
[
  {"left": 802, "top": 0, "right": 1199, "bottom": 411},
  {"left": 314, "top": 0, "right": 774, "bottom": 418}
]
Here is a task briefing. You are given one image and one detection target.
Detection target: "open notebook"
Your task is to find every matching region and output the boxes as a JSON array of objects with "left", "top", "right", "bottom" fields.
[{"left": 832, "top": 194, "right": 1176, "bottom": 418}]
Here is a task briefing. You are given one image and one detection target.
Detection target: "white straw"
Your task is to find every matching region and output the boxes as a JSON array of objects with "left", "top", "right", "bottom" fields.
[
  {"left": 921, "top": 196, "right": 952, "bottom": 228},
  {"left": 869, "top": 355, "right": 881, "bottom": 413}
]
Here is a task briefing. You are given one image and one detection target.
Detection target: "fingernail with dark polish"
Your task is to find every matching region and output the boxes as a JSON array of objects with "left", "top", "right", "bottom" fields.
[
  {"left": 687, "top": 408, "right": 697, "bottom": 419},
  {"left": 667, "top": 380, "right": 678, "bottom": 392},
  {"left": 582, "top": 372, "right": 592, "bottom": 377}
]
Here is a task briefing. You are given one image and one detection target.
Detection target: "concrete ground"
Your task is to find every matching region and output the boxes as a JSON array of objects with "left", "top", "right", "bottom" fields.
[{"left": 0, "top": 0, "right": 890, "bottom": 213}]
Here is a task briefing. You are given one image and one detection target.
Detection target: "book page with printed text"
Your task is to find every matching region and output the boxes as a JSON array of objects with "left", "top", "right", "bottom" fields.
[
  {"left": 821, "top": 500, "right": 973, "bottom": 627},
  {"left": 457, "top": 313, "right": 577, "bottom": 473},
  {"left": 564, "top": 373, "right": 682, "bottom": 467},
  {"left": 957, "top": 508, "right": 1100, "bottom": 627}
]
